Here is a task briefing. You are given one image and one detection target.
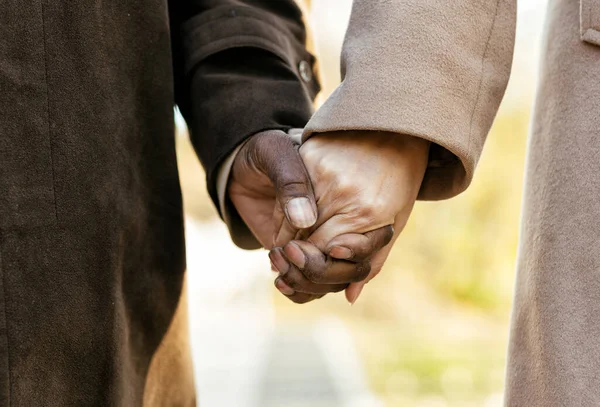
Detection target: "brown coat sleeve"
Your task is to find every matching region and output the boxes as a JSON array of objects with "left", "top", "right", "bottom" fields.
[
  {"left": 304, "top": 0, "right": 517, "bottom": 200},
  {"left": 169, "top": 0, "right": 320, "bottom": 214}
]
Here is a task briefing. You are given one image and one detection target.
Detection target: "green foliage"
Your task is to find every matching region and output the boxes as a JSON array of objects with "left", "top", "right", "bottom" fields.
[
  {"left": 397, "top": 108, "right": 529, "bottom": 312},
  {"left": 351, "top": 107, "right": 530, "bottom": 406}
]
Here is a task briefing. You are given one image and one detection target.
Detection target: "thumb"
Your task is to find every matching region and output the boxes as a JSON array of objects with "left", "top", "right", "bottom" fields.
[{"left": 250, "top": 130, "right": 317, "bottom": 230}]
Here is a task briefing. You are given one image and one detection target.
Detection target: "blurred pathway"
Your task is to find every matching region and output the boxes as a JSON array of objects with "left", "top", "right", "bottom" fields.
[
  {"left": 185, "top": 219, "right": 381, "bottom": 407},
  {"left": 258, "top": 330, "right": 340, "bottom": 407}
]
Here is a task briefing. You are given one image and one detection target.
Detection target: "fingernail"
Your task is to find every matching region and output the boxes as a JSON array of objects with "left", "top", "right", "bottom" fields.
[
  {"left": 349, "top": 285, "right": 364, "bottom": 305},
  {"left": 286, "top": 197, "right": 316, "bottom": 229},
  {"left": 275, "top": 277, "right": 295, "bottom": 296},
  {"left": 283, "top": 242, "right": 306, "bottom": 269},
  {"left": 269, "top": 249, "right": 290, "bottom": 275},
  {"left": 329, "top": 246, "right": 354, "bottom": 260}
]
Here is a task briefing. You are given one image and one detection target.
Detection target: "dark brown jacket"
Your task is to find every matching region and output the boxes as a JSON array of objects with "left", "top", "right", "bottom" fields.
[{"left": 0, "top": 0, "right": 318, "bottom": 405}]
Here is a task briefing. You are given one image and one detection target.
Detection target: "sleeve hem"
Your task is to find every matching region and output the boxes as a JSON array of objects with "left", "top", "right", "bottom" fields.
[
  {"left": 181, "top": 5, "right": 319, "bottom": 97},
  {"left": 303, "top": 80, "right": 476, "bottom": 201}
]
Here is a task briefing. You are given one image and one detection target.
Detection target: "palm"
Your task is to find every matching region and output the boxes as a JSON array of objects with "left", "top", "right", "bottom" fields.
[
  {"left": 228, "top": 170, "right": 282, "bottom": 248},
  {"left": 227, "top": 130, "right": 316, "bottom": 249}
]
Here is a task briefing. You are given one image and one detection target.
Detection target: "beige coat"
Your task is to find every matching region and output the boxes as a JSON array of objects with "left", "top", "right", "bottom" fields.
[{"left": 302, "top": 0, "right": 600, "bottom": 405}]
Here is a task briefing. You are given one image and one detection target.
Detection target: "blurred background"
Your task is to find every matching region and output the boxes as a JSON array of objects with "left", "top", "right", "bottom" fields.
[{"left": 178, "top": 1, "right": 549, "bottom": 406}]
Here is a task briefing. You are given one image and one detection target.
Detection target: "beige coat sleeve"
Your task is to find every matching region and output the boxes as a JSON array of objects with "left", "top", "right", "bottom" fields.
[{"left": 304, "top": 0, "right": 517, "bottom": 200}]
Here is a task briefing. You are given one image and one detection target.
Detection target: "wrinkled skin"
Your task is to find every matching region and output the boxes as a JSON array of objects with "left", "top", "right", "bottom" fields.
[
  {"left": 230, "top": 129, "right": 429, "bottom": 304},
  {"left": 292, "top": 131, "right": 430, "bottom": 302}
]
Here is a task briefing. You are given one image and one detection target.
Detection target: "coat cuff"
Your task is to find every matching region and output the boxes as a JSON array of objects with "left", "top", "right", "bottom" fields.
[
  {"left": 178, "top": 4, "right": 320, "bottom": 219},
  {"left": 303, "top": 0, "right": 515, "bottom": 201},
  {"left": 302, "top": 78, "right": 472, "bottom": 201},
  {"left": 181, "top": 5, "right": 319, "bottom": 98}
]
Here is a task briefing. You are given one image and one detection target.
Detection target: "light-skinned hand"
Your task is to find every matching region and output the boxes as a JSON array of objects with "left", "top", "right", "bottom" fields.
[{"left": 271, "top": 131, "right": 430, "bottom": 304}]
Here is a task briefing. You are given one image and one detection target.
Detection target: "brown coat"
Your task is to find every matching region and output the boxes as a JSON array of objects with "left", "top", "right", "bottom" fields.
[
  {"left": 302, "top": 0, "right": 600, "bottom": 405},
  {"left": 0, "top": 0, "right": 317, "bottom": 406}
]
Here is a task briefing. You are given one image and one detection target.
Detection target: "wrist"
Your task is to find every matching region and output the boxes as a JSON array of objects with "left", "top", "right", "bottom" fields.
[
  {"left": 302, "top": 129, "right": 430, "bottom": 176},
  {"left": 300, "top": 131, "right": 431, "bottom": 211},
  {"left": 386, "top": 132, "right": 430, "bottom": 174}
]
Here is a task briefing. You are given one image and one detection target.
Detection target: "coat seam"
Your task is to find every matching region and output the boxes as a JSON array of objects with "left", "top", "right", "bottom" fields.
[
  {"left": 185, "top": 35, "right": 294, "bottom": 74},
  {"left": 40, "top": 1, "right": 59, "bottom": 224},
  {"left": 466, "top": 0, "right": 501, "bottom": 170},
  {"left": 0, "top": 232, "right": 10, "bottom": 407},
  {"left": 184, "top": 14, "right": 295, "bottom": 48},
  {"left": 181, "top": 7, "right": 300, "bottom": 47}
]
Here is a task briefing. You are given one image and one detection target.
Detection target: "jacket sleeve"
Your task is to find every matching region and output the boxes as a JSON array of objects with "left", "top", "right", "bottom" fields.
[
  {"left": 304, "top": 0, "right": 517, "bottom": 200},
  {"left": 169, "top": 0, "right": 320, "bottom": 214}
]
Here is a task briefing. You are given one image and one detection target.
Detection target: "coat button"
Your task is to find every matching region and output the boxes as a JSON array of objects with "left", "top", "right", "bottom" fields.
[{"left": 298, "top": 60, "right": 312, "bottom": 82}]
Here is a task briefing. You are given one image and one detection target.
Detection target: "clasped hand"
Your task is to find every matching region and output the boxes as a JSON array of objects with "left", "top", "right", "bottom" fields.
[{"left": 229, "top": 129, "right": 429, "bottom": 304}]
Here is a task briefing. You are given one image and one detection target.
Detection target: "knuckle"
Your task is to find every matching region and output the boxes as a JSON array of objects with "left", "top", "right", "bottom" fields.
[
  {"left": 299, "top": 143, "right": 317, "bottom": 163},
  {"left": 351, "top": 198, "right": 391, "bottom": 226},
  {"left": 290, "top": 295, "right": 314, "bottom": 305},
  {"left": 251, "top": 130, "right": 275, "bottom": 152},
  {"left": 333, "top": 178, "right": 355, "bottom": 197},
  {"left": 365, "top": 198, "right": 387, "bottom": 217},
  {"left": 330, "top": 284, "right": 348, "bottom": 294},
  {"left": 381, "top": 225, "right": 395, "bottom": 246},
  {"left": 299, "top": 139, "right": 328, "bottom": 166},
  {"left": 282, "top": 272, "right": 301, "bottom": 290},
  {"left": 302, "top": 264, "right": 325, "bottom": 284},
  {"left": 350, "top": 206, "right": 376, "bottom": 225},
  {"left": 252, "top": 131, "right": 292, "bottom": 164},
  {"left": 288, "top": 295, "right": 304, "bottom": 304},
  {"left": 313, "top": 159, "right": 331, "bottom": 180},
  {"left": 256, "top": 129, "right": 286, "bottom": 145},
  {"left": 352, "top": 261, "right": 372, "bottom": 283}
]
